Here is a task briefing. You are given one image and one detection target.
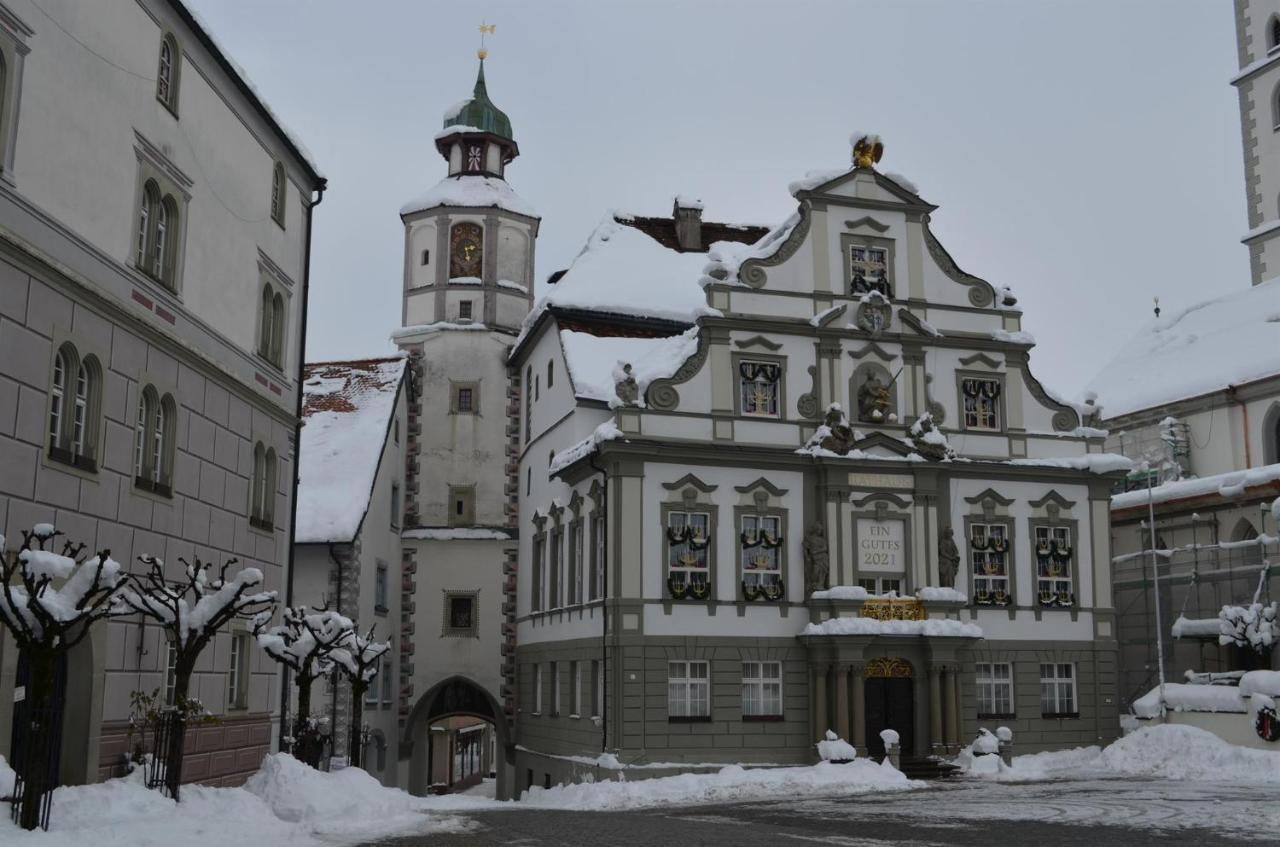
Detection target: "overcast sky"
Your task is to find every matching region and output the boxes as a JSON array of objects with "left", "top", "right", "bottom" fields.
[{"left": 188, "top": 0, "right": 1246, "bottom": 403}]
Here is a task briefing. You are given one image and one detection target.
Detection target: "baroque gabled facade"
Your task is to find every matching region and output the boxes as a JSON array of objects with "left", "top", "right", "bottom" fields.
[{"left": 509, "top": 140, "right": 1126, "bottom": 789}]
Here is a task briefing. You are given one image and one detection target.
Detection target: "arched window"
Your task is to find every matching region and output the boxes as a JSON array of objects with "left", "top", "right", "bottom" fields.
[
  {"left": 259, "top": 285, "right": 274, "bottom": 358},
  {"left": 264, "top": 447, "right": 277, "bottom": 525},
  {"left": 270, "top": 161, "right": 286, "bottom": 226},
  {"left": 137, "top": 181, "right": 159, "bottom": 267},
  {"left": 1265, "top": 403, "right": 1280, "bottom": 465},
  {"left": 156, "top": 34, "right": 179, "bottom": 112},
  {"left": 258, "top": 285, "right": 287, "bottom": 368},
  {"left": 134, "top": 386, "right": 157, "bottom": 479},
  {"left": 524, "top": 365, "right": 532, "bottom": 441},
  {"left": 449, "top": 222, "right": 483, "bottom": 279},
  {"left": 251, "top": 442, "right": 268, "bottom": 527},
  {"left": 49, "top": 345, "right": 100, "bottom": 470},
  {"left": 547, "top": 360, "right": 554, "bottom": 388},
  {"left": 1270, "top": 16, "right": 1280, "bottom": 52},
  {"left": 49, "top": 347, "right": 66, "bottom": 446},
  {"left": 136, "top": 184, "right": 179, "bottom": 288},
  {"left": 271, "top": 292, "right": 285, "bottom": 366}
]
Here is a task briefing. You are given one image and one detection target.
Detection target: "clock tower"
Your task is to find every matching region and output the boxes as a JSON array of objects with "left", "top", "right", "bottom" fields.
[{"left": 393, "top": 49, "right": 536, "bottom": 800}]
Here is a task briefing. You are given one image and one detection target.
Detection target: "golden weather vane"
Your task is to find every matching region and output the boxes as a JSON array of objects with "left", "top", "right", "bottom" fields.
[{"left": 478, "top": 21, "right": 496, "bottom": 60}]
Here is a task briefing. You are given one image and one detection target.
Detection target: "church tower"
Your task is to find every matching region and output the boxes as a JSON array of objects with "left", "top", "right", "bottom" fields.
[{"left": 393, "top": 48, "right": 536, "bottom": 800}]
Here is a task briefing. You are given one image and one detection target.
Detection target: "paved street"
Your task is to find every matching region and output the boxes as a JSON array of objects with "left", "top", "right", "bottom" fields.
[{"left": 369, "top": 777, "right": 1279, "bottom": 846}]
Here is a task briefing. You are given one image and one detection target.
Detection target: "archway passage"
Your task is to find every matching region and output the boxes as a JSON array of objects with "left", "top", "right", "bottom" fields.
[
  {"left": 404, "top": 676, "right": 510, "bottom": 799},
  {"left": 864, "top": 658, "right": 914, "bottom": 760}
]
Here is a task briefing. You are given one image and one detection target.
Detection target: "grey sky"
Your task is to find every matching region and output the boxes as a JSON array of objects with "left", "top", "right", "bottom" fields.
[{"left": 188, "top": 0, "right": 1246, "bottom": 404}]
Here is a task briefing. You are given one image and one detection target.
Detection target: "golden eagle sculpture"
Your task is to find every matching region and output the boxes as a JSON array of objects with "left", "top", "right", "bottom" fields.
[{"left": 852, "top": 133, "right": 883, "bottom": 169}]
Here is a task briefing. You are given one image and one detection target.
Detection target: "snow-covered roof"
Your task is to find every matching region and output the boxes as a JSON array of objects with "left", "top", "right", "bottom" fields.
[
  {"left": 1084, "top": 278, "right": 1280, "bottom": 419},
  {"left": 174, "top": 2, "right": 324, "bottom": 181},
  {"left": 400, "top": 175, "right": 538, "bottom": 219},
  {"left": 296, "top": 358, "right": 406, "bottom": 544},
  {"left": 1111, "top": 462, "right": 1280, "bottom": 511},
  {"left": 558, "top": 327, "right": 699, "bottom": 404}
]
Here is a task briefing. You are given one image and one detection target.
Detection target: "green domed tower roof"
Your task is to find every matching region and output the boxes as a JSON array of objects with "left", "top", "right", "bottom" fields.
[{"left": 441, "top": 59, "right": 514, "bottom": 143}]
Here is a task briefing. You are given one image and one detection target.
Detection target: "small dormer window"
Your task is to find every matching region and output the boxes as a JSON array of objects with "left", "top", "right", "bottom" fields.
[
  {"left": 466, "top": 142, "right": 484, "bottom": 173},
  {"left": 850, "top": 245, "right": 891, "bottom": 297}
]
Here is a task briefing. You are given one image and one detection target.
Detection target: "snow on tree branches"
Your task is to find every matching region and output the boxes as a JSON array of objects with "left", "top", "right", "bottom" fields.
[{"left": 1218, "top": 565, "right": 1278, "bottom": 654}]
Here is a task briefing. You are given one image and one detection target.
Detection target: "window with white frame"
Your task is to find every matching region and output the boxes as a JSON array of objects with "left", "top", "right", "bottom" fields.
[
  {"left": 570, "top": 522, "right": 583, "bottom": 605},
  {"left": 738, "top": 360, "right": 781, "bottom": 418},
  {"left": 1040, "top": 663, "right": 1077, "bottom": 716},
  {"left": 531, "top": 535, "right": 544, "bottom": 612},
  {"left": 48, "top": 344, "right": 102, "bottom": 472},
  {"left": 133, "top": 385, "right": 175, "bottom": 495},
  {"left": 1034, "top": 525, "right": 1074, "bottom": 605},
  {"left": 969, "top": 522, "right": 1010, "bottom": 605},
  {"left": 156, "top": 33, "right": 180, "bottom": 113},
  {"left": 740, "top": 514, "right": 783, "bottom": 599},
  {"left": 856, "top": 577, "right": 902, "bottom": 596},
  {"left": 668, "top": 660, "right": 710, "bottom": 719},
  {"left": 570, "top": 660, "right": 581, "bottom": 717},
  {"left": 270, "top": 161, "right": 286, "bottom": 227},
  {"left": 136, "top": 180, "right": 180, "bottom": 289},
  {"left": 250, "top": 442, "right": 277, "bottom": 530},
  {"left": 667, "top": 511, "right": 710, "bottom": 598},
  {"left": 551, "top": 662, "right": 561, "bottom": 716},
  {"left": 741, "top": 661, "right": 783, "bottom": 718},
  {"left": 976, "top": 662, "right": 1014, "bottom": 717},
  {"left": 590, "top": 512, "right": 605, "bottom": 601},
  {"left": 849, "top": 244, "right": 890, "bottom": 296},
  {"left": 258, "top": 284, "right": 287, "bottom": 368},
  {"left": 227, "top": 632, "right": 250, "bottom": 710},
  {"left": 961, "top": 377, "right": 1001, "bottom": 430},
  {"left": 533, "top": 664, "right": 543, "bottom": 714}
]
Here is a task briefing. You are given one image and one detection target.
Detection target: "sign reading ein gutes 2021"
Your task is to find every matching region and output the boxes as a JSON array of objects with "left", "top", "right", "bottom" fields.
[{"left": 857, "top": 519, "right": 905, "bottom": 572}]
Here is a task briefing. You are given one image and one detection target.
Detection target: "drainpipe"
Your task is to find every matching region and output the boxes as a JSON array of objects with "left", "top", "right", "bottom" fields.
[
  {"left": 280, "top": 182, "right": 325, "bottom": 749},
  {"left": 1227, "top": 386, "right": 1252, "bottom": 468},
  {"left": 587, "top": 453, "right": 608, "bottom": 752}
]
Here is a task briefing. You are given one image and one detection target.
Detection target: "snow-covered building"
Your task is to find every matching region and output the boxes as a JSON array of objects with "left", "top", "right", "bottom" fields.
[
  {"left": 1083, "top": 3, "right": 1280, "bottom": 711},
  {"left": 0, "top": 1, "right": 324, "bottom": 788},
  {"left": 292, "top": 357, "right": 408, "bottom": 784},
  {"left": 510, "top": 137, "right": 1127, "bottom": 790}
]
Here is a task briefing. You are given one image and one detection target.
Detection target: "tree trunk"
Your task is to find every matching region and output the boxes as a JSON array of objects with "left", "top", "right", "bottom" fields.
[
  {"left": 349, "top": 681, "right": 366, "bottom": 768},
  {"left": 18, "top": 648, "right": 58, "bottom": 831},
  {"left": 164, "top": 666, "right": 194, "bottom": 800}
]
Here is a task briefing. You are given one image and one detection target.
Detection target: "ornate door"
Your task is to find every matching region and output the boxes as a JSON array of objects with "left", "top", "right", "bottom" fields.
[{"left": 863, "top": 658, "right": 914, "bottom": 760}]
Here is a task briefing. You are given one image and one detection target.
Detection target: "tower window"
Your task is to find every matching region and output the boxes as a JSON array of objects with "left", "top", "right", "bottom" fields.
[
  {"left": 451, "top": 381, "right": 478, "bottom": 414},
  {"left": 421, "top": 249, "right": 430, "bottom": 265},
  {"left": 270, "top": 161, "right": 286, "bottom": 227},
  {"left": 449, "top": 222, "right": 483, "bottom": 279},
  {"left": 458, "top": 300, "right": 473, "bottom": 320},
  {"left": 448, "top": 485, "right": 476, "bottom": 526}
]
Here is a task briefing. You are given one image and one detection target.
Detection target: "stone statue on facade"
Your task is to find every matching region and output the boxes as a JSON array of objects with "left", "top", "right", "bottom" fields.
[
  {"left": 938, "top": 526, "right": 960, "bottom": 588},
  {"left": 803, "top": 523, "right": 830, "bottom": 596},
  {"left": 856, "top": 373, "right": 893, "bottom": 424},
  {"left": 614, "top": 363, "right": 639, "bottom": 407}
]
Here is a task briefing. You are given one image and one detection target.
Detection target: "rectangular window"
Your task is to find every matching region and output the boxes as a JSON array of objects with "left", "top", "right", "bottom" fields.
[
  {"left": 970, "top": 522, "right": 1010, "bottom": 604},
  {"left": 570, "top": 522, "right": 584, "bottom": 605},
  {"left": 976, "top": 662, "right": 1014, "bottom": 717},
  {"left": 551, "top": 662, "right": 561, "bottom": 716},
  {"left": 390, "top": 482, "right": 401, "bottom": 529},
  {"left": 381, "top": 655, "right": 393, "bottom": 704},
  {"left": 570, "top": 660, "right": 581, "bottom": 717},
  {"left": 549, "top": 530, "right": 562, "bottom": 608},
  {"left": 421, "top": 249, "right": 430, "bottom": 265},
  {"left": 961, "top": 377, "right": 1001, "bottom": 430},
  {"left": 533, "top": 664, "right": 543, "bottom": 714},
  {"left": 1040, "top": 663, "right": 1077, "bottom": 716},
  {"left": 454, "top": 386, "right": 474, "bottom": 413},
  {"left": 668, "top": 660, "right": 710, "bottom": 720},
  {"left": 458, "top": 300, "right": 473, "bottom": 320},
  {"left": 375, "top": 563, "right": 389, "bottom": 613},
  {"left": 531, "top": 535, "right": 544, "bottom": 612},
  {"left": 741, "top": 514, "right": 783, "bottom": 597},
  {"left": 857, "top": 576, "right": 901, "bottom": 596},
  {"left": 741, "top": 661, "right": 783, "bottom": 718},
  {"left": 589, "top": 513, "right": 605, "bottom": 601},
  {"left": 849, "top": 244, "right": 890, "bottom": 296},
  {"left": 227, "top": 632, "right": 250, "bottom": 710},
  {"left": 738, "top": 360, "right": 780, "bottom": 418},
  {"left": 1034, "top": 525, "right": 1074, "bottom": 605},
  {"left": 590, "top": 659, "right": 601, "bottom": 718},
  {"left": 667, "top": 511, "right": 711, "bottom": 598},
  {"left": 444, "top": 593, "right": 477, "bottom": 636}
]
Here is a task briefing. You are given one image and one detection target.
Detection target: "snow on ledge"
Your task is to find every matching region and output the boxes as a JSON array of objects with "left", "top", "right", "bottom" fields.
[
  {"left": 401, "top": 527, "right": 513, "bottom": 541},
  {"left": 390, "top": 321, "right": 488, "bottom": 340},
  {"left": 916, "top": 586, "right": 968, "bottom": 603},
  {"left": 400, "top": 175, "right": 538, "bottom": 219},
  {"left": 802, "top": 617, "right": 981, "bottom": 638},
  {"left": 1131, "top": 682, "right": 1246, "bottom": 718},
  {"left": 550, "top": 421, "right": 623, "bottom": 475}
]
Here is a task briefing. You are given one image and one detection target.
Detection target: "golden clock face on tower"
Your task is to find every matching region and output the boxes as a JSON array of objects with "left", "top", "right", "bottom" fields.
[{"left": 449, "top": 222, "right": 483, "bottom": 279}]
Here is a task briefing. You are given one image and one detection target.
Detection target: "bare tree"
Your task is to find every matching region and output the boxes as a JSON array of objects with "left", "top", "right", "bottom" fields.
[
  {"left": 253, "top": 605, "right": 354, "bottom": 766},
  {"left": 112, "top": 554, "right": 277, "bottom": 798},
  {"left": 330, "top": 626, "right": 391, "bottom": 768},
  {"left": 0, "top": 525, "right": 126, "bottom": 830}
]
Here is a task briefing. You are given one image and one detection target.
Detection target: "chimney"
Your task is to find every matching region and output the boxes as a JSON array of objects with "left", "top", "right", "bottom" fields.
[{"left": 673, "top": 195, "right": 704, "bottom": 251}]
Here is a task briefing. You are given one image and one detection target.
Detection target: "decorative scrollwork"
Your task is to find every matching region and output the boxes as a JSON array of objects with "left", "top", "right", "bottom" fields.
[
  {"left": 861, "top": 598, "right": 926, "bottom": 622},
  {"left": 737, "top": 206, "right": 811, "bottom": 290},
  {"left": 864, "top": 657, "right": 914, "bottom": 678},
  {"left": 645, "top": 330, "right": 711, "bottom": 411}
]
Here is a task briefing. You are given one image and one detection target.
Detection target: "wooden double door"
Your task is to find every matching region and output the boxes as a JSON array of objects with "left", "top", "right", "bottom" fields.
[{"left": 864, "top": 676, "right": 914, "bottom": 760}]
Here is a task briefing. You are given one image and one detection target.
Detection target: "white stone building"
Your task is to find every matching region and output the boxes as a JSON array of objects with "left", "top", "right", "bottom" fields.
[
  {"left": 0, "top": 0, "right": 324, "bottom": 787},
  {"left": 510, "top": 141, "right": 1126, "bottom": 791}
]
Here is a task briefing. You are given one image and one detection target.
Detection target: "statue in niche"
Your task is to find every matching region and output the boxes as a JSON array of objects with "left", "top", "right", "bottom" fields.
[
  {"left": 803, "top": 523, "right": 830, "bottom": 596},
  {"left": 817, "top": 404, "right": 857, "bottom": 455},
  {"left": 938, "top": 526, "right": 960, "bottom": 588},
  {"left": 856, "top": 373, "right": 895, "bottom": 424},
  {"left": 614, "top": 363, "right": 639, "bottom": 406}
]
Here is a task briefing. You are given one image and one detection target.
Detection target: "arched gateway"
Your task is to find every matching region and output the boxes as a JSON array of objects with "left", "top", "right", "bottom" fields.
[{"left": 402, "top": 676, "right": 512, "bottom": 799}]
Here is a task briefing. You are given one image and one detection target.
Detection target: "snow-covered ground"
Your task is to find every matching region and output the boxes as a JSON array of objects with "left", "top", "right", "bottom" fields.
[{"left": 0, "top": 754, "right": 471, "bottom": 847}]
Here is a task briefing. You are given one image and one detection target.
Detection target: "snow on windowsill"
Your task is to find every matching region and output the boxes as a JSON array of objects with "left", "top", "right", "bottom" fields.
[{"left": 498, "top": 279, "right": 529, "bottom": 293}]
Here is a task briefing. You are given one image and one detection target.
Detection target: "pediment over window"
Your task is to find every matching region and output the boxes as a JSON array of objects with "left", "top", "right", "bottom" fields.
[
  {"left": 733, "top": 477, "right": 789, "bottom": 497},
  {"left": 1028, "top": 490, "right": 1077, "bottom": 511},
  {"left": 963, "top": 488, "right": 1015, "bottom": 507},
  {"left": 958, "top": 352, "right": 1002, "bottom": 370},
  {"left": 661, "top": 474, "right": 718, "bottom": 494},
  {"left": 850, "top": 491, "right": 911, "bottom": 509},
  {"left": 850, "top": 432, "right": 918, "bottom": 459},
  {"left": 848, "top": 341, "right": 896, "bottom": 362},
  {"left": 844, "top": 216, "right": 891, "bottom": 233},
  {"left": 733, "top": 335, "right": 783, "bottom": 352}
]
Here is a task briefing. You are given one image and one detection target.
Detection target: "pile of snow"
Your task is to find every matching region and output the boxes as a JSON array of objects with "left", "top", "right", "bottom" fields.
[
  {"left": 1084, "top": 277, "right": 1280, "bottom": 418},
  {"left": 802, "top": 616, "right": 982, "bottom": 638},
  {"left": 817, "top": 730, "right": 857, "bottom": 762},
  {"left": 517, "top": 759, "right": 915, "bottom": 811},
  {"left": 558, "top": 327, "right": 699, "bottom": 405},
  {"left": 879, "top": 729, "right": 900, "bottom": 748},
  {"left": 297, "top": 359, "right": 406, "bottom": 544},
  {"left": 991, "top": 328, "right": 1035, "bottom": 345},
  {"left": 967, "top": 724, "right": 1280, "bottom": 784},
  {"left": 0, "top": 754, "right": 14, "bottom": 799},
  {"left": 1171, "top": 615, "right": 1222, "bottom": 639},
  {"left": 0, "top": 754, "right": 466, "bottom": 846},
  {"left": 401, "top": 175, "right": 538, "bottom": 219},
  {"left": 550, "top": 421, "right": 624, "bottom": 475},
  {"left": 390, "top": 321, "right": 488, "bottom": 339},
  {"left": 1239, "top": 669, "right": 1280, "bottom": 699},
  {"left": 1131, "top": 683, "right": 1247, "bottom": 719},
  {"left": 1112, "top": 462, "right": 1280, "bottom": 510},
  {"left": 916, "top": 586, "right": 968, "bottom": 603},
  {"left": 1005, "top": 453, "right": 1133, "bottom": 474},
  {"left": 702, "top": 212, "right": 803, "bottom": 287},
  {"left": 810, "top": 585, "right": 869, "bottom": 601}
]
